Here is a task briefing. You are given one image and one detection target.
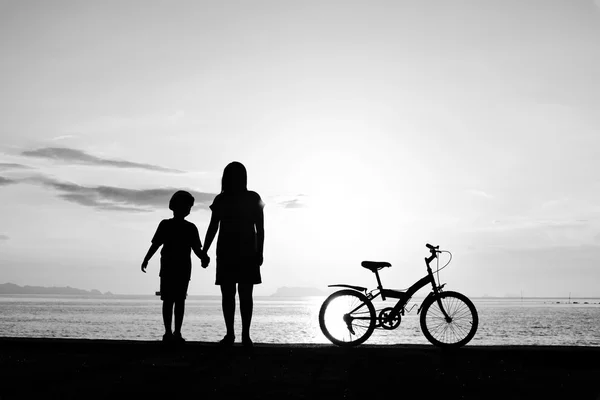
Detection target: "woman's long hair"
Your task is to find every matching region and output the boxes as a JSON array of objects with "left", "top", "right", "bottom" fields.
[{"left": 221, "top": 161, "right": 247, "bottom": 194}]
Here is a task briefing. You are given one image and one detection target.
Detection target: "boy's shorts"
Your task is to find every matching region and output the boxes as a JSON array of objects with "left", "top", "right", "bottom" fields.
[{"left": 160, "top": 276, "right": 189, "bottom": 301}]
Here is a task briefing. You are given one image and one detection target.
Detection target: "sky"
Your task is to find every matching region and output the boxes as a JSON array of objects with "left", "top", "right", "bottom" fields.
[{"left": 1, "top": 0, "right": 600, "bottom": 297}]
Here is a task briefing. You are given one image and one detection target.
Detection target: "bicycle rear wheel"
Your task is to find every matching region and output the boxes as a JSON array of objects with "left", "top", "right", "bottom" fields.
[
  {"left": 420, "top": 291, "right": 478, "bottom": 348},
  {"left": 319, "top": 289, "right": 376, "bottom": 347}
]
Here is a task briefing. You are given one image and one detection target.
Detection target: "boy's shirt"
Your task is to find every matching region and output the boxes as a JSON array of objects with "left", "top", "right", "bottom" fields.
[{"left": 152, "top": 218, "right": 201, "bottom": 280}]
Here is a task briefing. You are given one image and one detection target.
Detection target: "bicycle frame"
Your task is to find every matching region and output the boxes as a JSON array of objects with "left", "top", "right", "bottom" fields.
[
  {"left": 332, "top": 251, "right": 450, "bottom": 326},
  {"left": 370, "top": 269, "right": 438, "bottom": 314}
]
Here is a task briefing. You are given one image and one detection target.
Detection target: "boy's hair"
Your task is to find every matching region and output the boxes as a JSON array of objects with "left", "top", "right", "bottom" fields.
[
  {"left": 169, "top": 190, "right": 195, "bottom": 211},
  {"left": 221, "top": 161, "right": 247, "bottom": 194}
]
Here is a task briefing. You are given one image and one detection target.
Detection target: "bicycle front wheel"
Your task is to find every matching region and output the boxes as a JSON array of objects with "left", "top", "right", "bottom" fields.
[
  {"left": 319, "top": 289, "right": 376, "bottom": 347},
  {"left": 420, "top": 291, "right": 478, "bottom": 348}
]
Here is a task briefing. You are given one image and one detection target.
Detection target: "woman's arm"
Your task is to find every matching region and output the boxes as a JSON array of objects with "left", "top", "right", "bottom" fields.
[
  {"left": 203, "top": 213, "right": 220, "bottom": 254},
  {"left": 255, "top": 208, "right": 264, "bottom": 266}
]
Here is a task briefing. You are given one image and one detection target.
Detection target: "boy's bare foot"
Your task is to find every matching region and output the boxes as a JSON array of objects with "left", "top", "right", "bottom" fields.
[{"left": 162, "top": 333, "right": 174, "bottom": 342}]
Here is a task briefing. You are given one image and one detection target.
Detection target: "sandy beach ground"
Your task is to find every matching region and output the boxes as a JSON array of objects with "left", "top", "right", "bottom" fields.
[{"left": 1, "top": 337, "right": 599, "bottom": 399}]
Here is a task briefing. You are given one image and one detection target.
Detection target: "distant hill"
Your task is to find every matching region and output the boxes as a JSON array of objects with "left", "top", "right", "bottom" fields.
[
  {"left": 0, "top": 283, "right": 112, "bottom": 296},
  {"left": 271, "top": 286, "right": 326, "bottom": 297}
]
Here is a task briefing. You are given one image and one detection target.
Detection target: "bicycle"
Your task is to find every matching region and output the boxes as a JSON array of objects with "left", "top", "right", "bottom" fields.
[{"left": 319, "top": 244, "right": 478, "bottom": 348}]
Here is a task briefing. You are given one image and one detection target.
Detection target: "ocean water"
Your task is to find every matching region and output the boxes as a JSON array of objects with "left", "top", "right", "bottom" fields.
[{"left": 0, "top": 294, "right": 599, "bottom": 346}]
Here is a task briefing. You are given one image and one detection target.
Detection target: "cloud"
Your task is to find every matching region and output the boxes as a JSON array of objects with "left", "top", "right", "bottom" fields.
[
  {"left": 0, "top": 176, "right": 17, "bottom": 186},
  {"left": 0, "top": 234, "right": 8, "bottom": 241},
  {"left": 0, "top": 163, "right": 33, "bottom": 171},
  {"left": 467, "top": 189, "right": 493, "bottom": 199},
  {"left": 51, "top": 135, "right": 78, "bottom": 141},
  {"left": 271, "top": 194, "right": 309, "bottom": 209},
  {"left": 21, "top": 147, "right": 184, "bottom": 173},
  {"left": 279, "top": 199, "right": 307, "bottom": 209},
  {"left": 26, "top": 176, "right": 216, "bottom": 212}
]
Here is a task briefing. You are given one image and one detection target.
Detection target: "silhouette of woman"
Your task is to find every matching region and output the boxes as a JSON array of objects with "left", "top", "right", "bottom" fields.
[{"left": 203, "top": 162, "right": 265, "bottom": 347}]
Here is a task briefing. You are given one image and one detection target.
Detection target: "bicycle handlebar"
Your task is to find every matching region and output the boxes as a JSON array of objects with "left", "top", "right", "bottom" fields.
[
  {"left": 425, "top": 243, "right": 439, "bottom": 252},
  {"left": 424, "top": 243, "right": 453, "bottom": 275},
  {"left": 425, "top": 243, "right": 440, "bottom": 265}
]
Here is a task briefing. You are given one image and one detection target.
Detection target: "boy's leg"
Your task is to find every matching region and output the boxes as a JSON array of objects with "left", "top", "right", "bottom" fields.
[
  {"left": 220, "top": 283, "right": 236, "bottom": 339},
  {"left": 173, "top": 279, "right": 189, "bottom": 338},
  {"left": 174, "top": 298, "right": 185, "bottom": 336},
  {"left": 162, "top": 300, "right": 174, "bottom": 335},
  {"left": 239, "top": 283, "right": 254, "bottom": 342}
]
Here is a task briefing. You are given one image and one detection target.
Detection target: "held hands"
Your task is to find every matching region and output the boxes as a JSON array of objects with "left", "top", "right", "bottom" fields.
[
  {"left": 256, "top": 253, "right": 263, "bottom": 267},
  {"left": 141, "top": 260, "right": 148, "bottom": 273},
  {"left": 200, "top": 251, "right": 210, "bottom": 269}
]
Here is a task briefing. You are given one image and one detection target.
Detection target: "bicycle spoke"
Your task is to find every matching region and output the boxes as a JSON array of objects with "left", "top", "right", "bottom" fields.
[
  {"left": 423, "top": 293, "right": 476, "bottom": 345},
  {"left": 320, "top": 290, "right": 375, "bottom": 346}
]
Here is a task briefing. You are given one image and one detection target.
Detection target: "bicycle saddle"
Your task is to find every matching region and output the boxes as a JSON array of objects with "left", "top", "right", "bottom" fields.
[{"left": 361, "top": 261, "right": 391, "bottom": 272}]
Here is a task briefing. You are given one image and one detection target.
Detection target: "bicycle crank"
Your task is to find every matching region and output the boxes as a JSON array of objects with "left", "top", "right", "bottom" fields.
[{"left": 378, "top": 307, "right": 401, "bottom": 330}]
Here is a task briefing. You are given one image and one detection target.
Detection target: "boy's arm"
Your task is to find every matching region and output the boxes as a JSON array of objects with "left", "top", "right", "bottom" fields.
[
  {"left": 190, "top": 225, "right": 209, "bottom": 267},
  {"left": 191, "top": 224, "right": 202, "bottom": 256},
  {"left": 141, "top": 243, "right": 160, "bottom": 273},
  {"left": 191, "top": 244, "right": 203, "bottom": 258}
]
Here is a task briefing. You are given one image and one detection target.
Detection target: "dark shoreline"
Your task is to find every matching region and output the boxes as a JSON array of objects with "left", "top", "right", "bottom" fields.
[{"left": 1, "top": 337, "right": 599, "bottom": 399}]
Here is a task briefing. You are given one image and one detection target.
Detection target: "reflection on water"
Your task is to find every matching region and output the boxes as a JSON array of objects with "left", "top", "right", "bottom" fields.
[{"left": 0, "top": 295, "right": 599, "bottom": 346}]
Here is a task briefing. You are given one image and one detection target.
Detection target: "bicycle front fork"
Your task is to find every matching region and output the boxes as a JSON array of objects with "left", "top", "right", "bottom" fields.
[{"left": 435, "top": 297, "right": 452, "bottom": 322}]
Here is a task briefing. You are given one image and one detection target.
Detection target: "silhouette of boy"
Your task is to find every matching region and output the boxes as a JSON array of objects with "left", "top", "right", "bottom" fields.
[{"left": 141, "top": 190, "right": 209, "bottom": 342}]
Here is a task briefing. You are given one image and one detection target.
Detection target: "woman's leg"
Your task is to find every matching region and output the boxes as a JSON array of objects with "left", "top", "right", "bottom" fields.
[
  {"left": 220, "top": 283, "right": 237, "bottom": 338},
  {"left": 238, "top": 284, "right": 254, "bottom": 342}
]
